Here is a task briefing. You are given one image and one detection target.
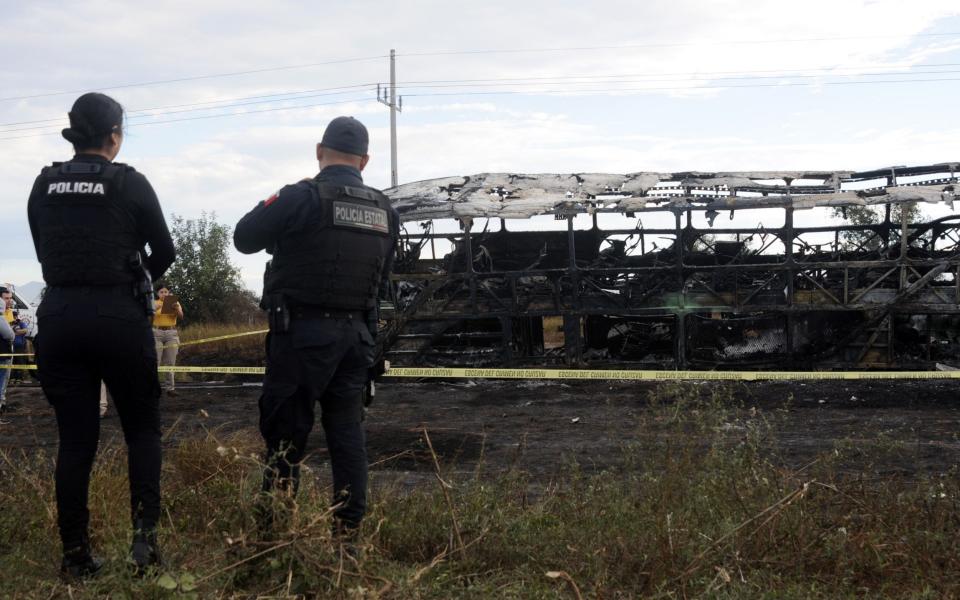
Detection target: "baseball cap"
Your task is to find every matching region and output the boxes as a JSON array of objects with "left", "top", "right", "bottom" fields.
[
  {"left": 319, "top": 116, "right": 369, "bottom": 156},
  {"left": 61, "top": 92, "right": 124, "bottom": 146}
]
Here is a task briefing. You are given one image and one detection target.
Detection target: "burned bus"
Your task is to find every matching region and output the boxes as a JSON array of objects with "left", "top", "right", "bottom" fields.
[{"left": 379, "top": 163, "right": 960, "bottom": 370}]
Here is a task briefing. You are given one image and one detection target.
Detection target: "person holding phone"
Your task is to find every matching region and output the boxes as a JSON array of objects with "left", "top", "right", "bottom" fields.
[{"left": 153, "top": 284, "right": 183, "bottom": 395}]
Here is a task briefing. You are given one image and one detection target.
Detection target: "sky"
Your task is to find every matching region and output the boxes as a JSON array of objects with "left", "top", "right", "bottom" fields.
[{"left": 2, "top": 0, "right": 959, "bottom": 293}]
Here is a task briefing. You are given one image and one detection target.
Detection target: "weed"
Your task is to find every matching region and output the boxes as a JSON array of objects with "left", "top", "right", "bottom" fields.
[
  {"left": 1, "top": 383, "right": 958, "bottom": 598},
  {"left": 173, "top": 321, "right": 267, "bottom": 384}
]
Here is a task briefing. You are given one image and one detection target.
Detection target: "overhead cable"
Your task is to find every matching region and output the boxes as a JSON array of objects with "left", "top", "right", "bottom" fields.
[
  {"left": 393, "top": 69, "right": 960, "bottom": 92},
  {"left": 0, "top": 87, "right": 377, "bottom": 133},
  {"left": 400, "top": 76, "right": 960, "bottom": 98},
  {"left": 5, "top": 31, "right": 957, "bottom": 101},
  {"left": 0, "top": 97, "right": 376, "bottom": 142},
  {"left": 0, "top": 55, "right": 386, "bottom": 103},
  {"left": 398, "top": 31, "right": 960, "bottom": 57},
  {"left": 7, "top": 61, "right": 957, "bottom": 132}
]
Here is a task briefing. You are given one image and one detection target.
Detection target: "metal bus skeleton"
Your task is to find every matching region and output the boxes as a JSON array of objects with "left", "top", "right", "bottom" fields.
[{"left": 378, "top": 163, "right": 960, "bottom": 370}]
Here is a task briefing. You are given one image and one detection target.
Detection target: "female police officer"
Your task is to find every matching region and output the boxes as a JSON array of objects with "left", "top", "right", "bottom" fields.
[{"left": 27, "top": 92, "right": 175, "bottom": 577}]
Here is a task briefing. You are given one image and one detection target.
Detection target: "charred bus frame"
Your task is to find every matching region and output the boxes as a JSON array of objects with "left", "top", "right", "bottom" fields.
[{"left": 380, "top": 163, "right": 960, "bottom": 370}]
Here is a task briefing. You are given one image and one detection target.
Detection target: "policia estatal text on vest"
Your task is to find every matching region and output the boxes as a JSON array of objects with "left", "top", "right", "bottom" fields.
[
  {"left": 234, "top": 116, "right": 399, "bottom": 538},
  {"left": 27, "top": 93, "right": 175, "bottom": 578}
]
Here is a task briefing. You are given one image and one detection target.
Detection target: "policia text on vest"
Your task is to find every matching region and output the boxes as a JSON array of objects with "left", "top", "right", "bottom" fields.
[
  {"left": 47, "top": 181, "right": 106, "bottom": 195},
  {"left": 333, "top": 200, "right": 389, "bottom": 233}
]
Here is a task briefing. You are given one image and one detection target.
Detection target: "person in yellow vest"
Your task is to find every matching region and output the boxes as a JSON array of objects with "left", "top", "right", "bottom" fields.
[
  {"left": 153, "top": 285, "right": 184, "bottom": 395},
  {"left": 0, "top": 288, "right": 15, "bottom": 407},
  {"left": 2, "top": 290, "right": 13, "bottom": 325}
]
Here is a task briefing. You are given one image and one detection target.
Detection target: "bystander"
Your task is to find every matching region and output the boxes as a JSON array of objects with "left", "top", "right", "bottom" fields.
[
  {"left": 11, "top": 312, "right": 31, "bottom": 384},
  {"left": 0, "top": 288, "right": 14, "bottom": 421},
  {"left": 153, "top": 284, "right": 184, "bottom": 395},
  {"left": 0, "top": 287, "right": 16, "bottom": 408}
]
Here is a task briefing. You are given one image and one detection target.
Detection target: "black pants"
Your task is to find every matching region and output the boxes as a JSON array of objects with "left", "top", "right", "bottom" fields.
[
  {"left": 259, "top": 315, "right": 373, "bottom": 528},
  {"left": 11, "top": 341, "right": 28, "bottom": 382},
  {"left": 36, "top": 287, "right": 161, "bottom": 549}
]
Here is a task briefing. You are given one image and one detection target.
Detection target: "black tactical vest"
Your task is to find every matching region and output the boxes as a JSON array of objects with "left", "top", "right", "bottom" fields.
[
  {"left": 264, "top": 183, "right": 395, "bottom": 310},
  {"left": 34, "top": 160, "right": 141, "bottom": 286}
]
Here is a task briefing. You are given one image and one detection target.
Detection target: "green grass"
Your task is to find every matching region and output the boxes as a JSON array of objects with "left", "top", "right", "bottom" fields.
[{"left": 1, "top": 384, "right": 958, "bottom": 598}]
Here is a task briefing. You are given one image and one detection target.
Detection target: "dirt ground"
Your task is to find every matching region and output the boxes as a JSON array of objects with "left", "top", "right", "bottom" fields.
[{"left": 2, "top": 378, "right": 959, "bottom": 484}]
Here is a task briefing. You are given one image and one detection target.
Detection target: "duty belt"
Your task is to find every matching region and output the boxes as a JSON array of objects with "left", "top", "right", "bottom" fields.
[
  {"left": 46, "top": 283, "right": 135, "bottom": 296},
  {"left": 290, "top": 306, "right": 366, "bottom": 320},
  {"left": 154, "top": 326, "right": 177, "bottom": 330}
]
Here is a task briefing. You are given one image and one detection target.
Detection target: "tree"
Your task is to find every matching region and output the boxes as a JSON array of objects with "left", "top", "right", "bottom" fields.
[
  {"left": 162, "top": 213, "right": 257, "bottom": 323},
  {"left": 831, "top": 203, "right": 922, "bottom": 253}
]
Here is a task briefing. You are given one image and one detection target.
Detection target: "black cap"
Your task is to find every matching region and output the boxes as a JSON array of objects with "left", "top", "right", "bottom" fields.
[
  {"left": 61, "top": 92, "right": 123, "bottom": 147},
  {"left": 319, "top": 116, "right": 369, "bottom": 156}
]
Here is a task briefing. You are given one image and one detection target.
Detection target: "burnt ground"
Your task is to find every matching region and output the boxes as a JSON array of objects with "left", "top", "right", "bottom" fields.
[{"left": 2, "top": 378, "right": 959, "bottom": 486}]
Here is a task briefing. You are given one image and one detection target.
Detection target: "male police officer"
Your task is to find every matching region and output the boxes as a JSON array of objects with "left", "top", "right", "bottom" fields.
[{"left": 234, "top": 116, "right": 399, "bottom": 536}]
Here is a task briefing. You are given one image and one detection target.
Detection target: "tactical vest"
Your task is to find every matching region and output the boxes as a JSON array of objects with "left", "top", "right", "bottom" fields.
[
  {"left": 264, "top": 183, "right": 394, "bottom": 310},
  {"left": 34, "top": 160, "right": 141, "bottom": 286}
]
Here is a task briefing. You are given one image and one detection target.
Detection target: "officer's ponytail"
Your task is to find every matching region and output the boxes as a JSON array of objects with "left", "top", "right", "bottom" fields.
[{"left": 61, "top": 92, "right": 124, "bottom": 152}]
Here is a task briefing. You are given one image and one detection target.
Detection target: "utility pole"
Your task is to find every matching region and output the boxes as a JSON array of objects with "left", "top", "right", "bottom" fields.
[{"left": 377, "top": 49, "right": 402, "bottom": 188}]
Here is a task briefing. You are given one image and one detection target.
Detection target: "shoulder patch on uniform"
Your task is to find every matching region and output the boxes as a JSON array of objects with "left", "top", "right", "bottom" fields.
[{"left": 264, "top": 191, "right": 280, "bottom": 207}]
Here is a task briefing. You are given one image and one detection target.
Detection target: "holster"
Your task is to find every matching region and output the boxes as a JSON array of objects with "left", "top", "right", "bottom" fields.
[
  {"left": 363, "top": 359, "right": 387, "bottom": 407},
  {"left": 264, "top": 293, "right": 290, "bottom": 333},
  {"left": 128, "top": 252, "right": 155, "bottom": 316},
  {"left": 361, "top": 380, "right": 374, "bottom": 408}
]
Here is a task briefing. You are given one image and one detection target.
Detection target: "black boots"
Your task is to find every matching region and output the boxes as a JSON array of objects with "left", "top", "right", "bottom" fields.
[
  {"left": 60, "top": 523, "right": 159, "bottom": 578},
  {"left": 60, "top": 540, "right": 103, "bottom": 579},
  {"left": 130, "top": 520, "right": 161, "bottom": 574}
]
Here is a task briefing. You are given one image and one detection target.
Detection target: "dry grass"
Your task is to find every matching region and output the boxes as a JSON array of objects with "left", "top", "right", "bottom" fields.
[
  {"left": 1, "top": 384, "right": 958, "bottom": 598},
  {"left": 172, "top": 321, "right": 267, "bottom": 381}
]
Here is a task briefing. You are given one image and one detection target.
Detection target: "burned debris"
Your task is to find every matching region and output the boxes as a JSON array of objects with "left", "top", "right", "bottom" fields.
[{"left": 379, "top": 164, "right": 960, "bottom": 369}]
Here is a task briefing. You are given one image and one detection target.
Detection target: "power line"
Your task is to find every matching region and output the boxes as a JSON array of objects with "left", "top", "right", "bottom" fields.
[
  {"left": 401, "top": 76, "right": 960, "bottom": 98},
  {"left": 11, "top": 61, "right": 957, "bottom": 131},
  {"left": 393, "top": 69, "right": 960, "bottom": 92},
  {"left": 4, "top": 35, "right": 958, "bottom": 141},
  {"left": 0, "top": 86, "right": 378, "bottom": 133},
  {"left": 0, "top": 55, "right": 386, "bottom": 103},
  {"left": 395, "top": 62, "right": 960, "bottom": 86},
  {"left": 5, "top": 74, "right": 957, "bottom": 141},
  {"left": 131, "top": 96, "right": 374, "bottom": 127},
  {"left": 0, "top": 83, "right": 376, "bottom": 128},
  {"left": 5, "top": 30, "right": 959, "bottom": 103},
  {"left": 397, "top": 31, "right": 960, "bottom": 58},
  {"left": 0, "top": 97, "right": 376, "bottom": 142},
  {"left": 127, "top": 83, "right": 375, "bottom": 115}
]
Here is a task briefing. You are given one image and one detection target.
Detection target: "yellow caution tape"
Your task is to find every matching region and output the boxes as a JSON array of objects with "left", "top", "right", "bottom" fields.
[
  {"left": 0, "top": 364, "right": 264, "bottom": 374},
  {"left": 384, "top": 367, "right": 960, "bottom": 381},
  {"left": 159, "top": 365, "right": 264, "bottom": 374},
  {"left": 4, "top": 363, "right": 960, "bottom": 380},
  {"left": 163, "top": 329, "right": 268, "bottom": 349},
  {"left": 0, "top": 329, "right": 269, "bottom": 358}
]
